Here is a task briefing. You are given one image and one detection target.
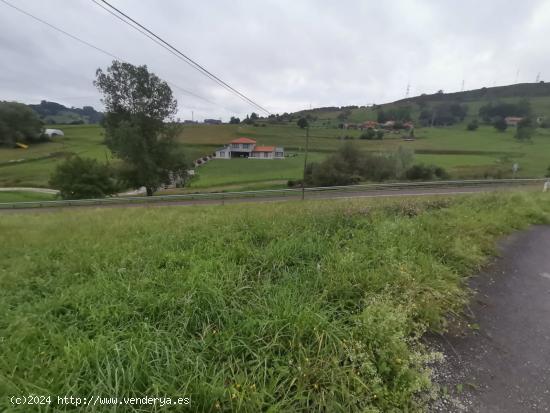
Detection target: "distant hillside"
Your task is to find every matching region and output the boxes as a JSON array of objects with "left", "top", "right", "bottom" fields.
[
  {"left": 291, "top": 82, "right": 550, "bottom": 125},
  {"left": 395, "top": 82, "right": 550, "bottom": 105},
  {"left": 28, "top": 100, "right": 103, "bottom": 125}
]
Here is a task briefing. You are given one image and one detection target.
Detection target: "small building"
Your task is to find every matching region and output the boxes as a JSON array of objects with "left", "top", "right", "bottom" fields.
[
  {"left": 214, "top": 138, "right": 284, "bottom": 159},
  {"left": 204, "top": 119, "right": 222, "bottom": 125},
  {"left": 360, "top": 121, "right": 378, "bottom": 129},
  {"left": 505, "top": 117, "right": 523, "bottom": 127},
  {"left": 44, "top": 128, "right": 64, "bottom": 137}
]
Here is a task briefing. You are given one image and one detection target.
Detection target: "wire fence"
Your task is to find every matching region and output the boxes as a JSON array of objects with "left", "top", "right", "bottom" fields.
[{"left": 0, "top": 178, "right": 546, "bottom": 210}]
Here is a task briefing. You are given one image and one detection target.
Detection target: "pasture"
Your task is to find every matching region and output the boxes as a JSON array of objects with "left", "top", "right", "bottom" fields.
[
  {"left": 1, "top": 192, "right": 549, "bottom": 411},
  {"left": 0, "top": 110, "right": 549, "bottom": 190}
]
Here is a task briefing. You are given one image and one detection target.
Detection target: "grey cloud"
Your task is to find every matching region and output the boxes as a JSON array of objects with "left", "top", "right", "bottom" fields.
[{"left": 1, "top": 0, "right": 549, "bottom": 120}]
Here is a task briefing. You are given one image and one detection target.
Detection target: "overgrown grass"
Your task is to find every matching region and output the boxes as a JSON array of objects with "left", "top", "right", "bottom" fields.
[{"left": 1, "top": 192, "right": 549, "bottom": 411}]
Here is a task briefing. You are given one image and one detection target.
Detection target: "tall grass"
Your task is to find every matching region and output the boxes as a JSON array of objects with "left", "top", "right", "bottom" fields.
[{"left": 1, "top": 193, "right": 549, "bottom": 411}]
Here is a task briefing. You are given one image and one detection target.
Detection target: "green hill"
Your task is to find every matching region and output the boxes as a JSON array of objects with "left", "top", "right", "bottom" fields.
[
  {"left": 292, "top": 82, "right": 550, "bottom": 125},
  {"left": 28, "top": 100, "right": 103, "bottom": 125}
]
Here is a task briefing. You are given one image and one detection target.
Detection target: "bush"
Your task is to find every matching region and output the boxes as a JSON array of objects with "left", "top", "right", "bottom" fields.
[
  {"left": 360, "top": 128, "right": 376, "bottom": 140},
  {"left": 405, "top": 164, "right": 449, "bottom": 181},
  {"left": 376, "top": 129, "right": 385, "bottom": 140},
  {"left": 493, "top": 116, "right": 508, "bottom": 132},
  {"left": 466, "top": 119, "right": 479, "bottom": 131},
  {"left": 49, "top": 156, "right": 119, "bottom": 199},
  {"left": 515, "top": 117, "right": 535, "bottom": 141}
]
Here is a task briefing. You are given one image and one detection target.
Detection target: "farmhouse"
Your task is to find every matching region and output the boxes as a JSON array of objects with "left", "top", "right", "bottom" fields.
[
  {"left": 215, "top": 138, "right": 284, "bottom": 159},
  {"left": 505, "top": 116, "right": 523, "bottom": 126}
]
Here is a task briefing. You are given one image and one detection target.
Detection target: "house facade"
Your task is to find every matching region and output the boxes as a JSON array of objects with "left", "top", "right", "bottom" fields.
[
  {"left": 215, "top": 138, "right": 284, "bottom": 159},
  {"left": 505, "top": 116, "right": 523, "bottom": 126}
]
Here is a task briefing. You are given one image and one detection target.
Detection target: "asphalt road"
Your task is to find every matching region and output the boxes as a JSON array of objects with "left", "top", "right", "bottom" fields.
[
  {"left": 0, "top": 184, "right": 540, "bottom": 213},
  {"left": 432, "top": 225, "right": 550, "bottom": 412}
]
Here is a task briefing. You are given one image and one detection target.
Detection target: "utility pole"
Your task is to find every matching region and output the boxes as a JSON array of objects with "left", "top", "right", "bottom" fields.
[
  {"left": 301, "top": 124, "right": 310, "bottom": 200},
  {"left": 191, "top": 111, "right": 194, "bottom": 122}
]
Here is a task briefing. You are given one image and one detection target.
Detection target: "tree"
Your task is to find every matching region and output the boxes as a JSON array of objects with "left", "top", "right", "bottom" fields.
[
  {"left": 467, "top": 119, "right": 479, "bottom": 131},
  {"left": 250, "top": 112, "right": 259, "bottom": 121},
  {"left": 229, "top": 116, "right": 240, "bottom": 124},
  {"left": 95, "top": 61, "right": 188, "bottom": 196},
  {"left": 0, "top": 101, "right": 44, "bottom": 146},
  {"left": 515, "top": 117, "right": 535, "bottom": 141},
  {"left": 297, "top": 117, "right": 309, "bottom": 129},
  {"left": 493, "top": 116, "right": 508, "bottom": 132},
  {"left": 360, "top": 128, "right": 376, "bottom": 140},
  {"left": 376, "top": 129, "right": 385, "bottom": 139},
  {"left": 49, "top": 156, "right": 118, "bottom": 199}
]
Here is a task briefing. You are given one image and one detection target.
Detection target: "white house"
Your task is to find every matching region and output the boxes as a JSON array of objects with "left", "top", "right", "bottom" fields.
[{"left": 215, "top": 138, "right": 284, "bottom": 159}]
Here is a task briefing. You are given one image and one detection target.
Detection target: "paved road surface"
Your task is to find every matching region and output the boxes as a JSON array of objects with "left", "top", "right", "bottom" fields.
[{"left": 433, "top": 226, "right": 550, "bottom": 412}]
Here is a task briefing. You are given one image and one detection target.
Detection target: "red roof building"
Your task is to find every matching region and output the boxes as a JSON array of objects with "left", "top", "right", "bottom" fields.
[
  {"left": 231, "top": 137, "right": 257, "bottom": 144},
  {"left": 253, "top": 146, "right": 275, "bottom": 152}
]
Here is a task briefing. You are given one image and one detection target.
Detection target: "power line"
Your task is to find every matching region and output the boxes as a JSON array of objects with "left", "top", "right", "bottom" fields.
[
  {"left": 0, "top": 0, "right": 224, "bottom": 111},
  {"left": 93, "top": 0, "right": 271, "bottom": 115}
]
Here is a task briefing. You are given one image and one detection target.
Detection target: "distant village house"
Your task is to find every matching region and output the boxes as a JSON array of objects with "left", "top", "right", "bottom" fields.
[
  {"left": 204, "top": 119, "right": 222, "bottom": 125},
  {"left": 215, "top": 138, "right": 284, "bottom": 159},
  {"left": 505, "top": 116, "right": 523, "bottom": 126}
]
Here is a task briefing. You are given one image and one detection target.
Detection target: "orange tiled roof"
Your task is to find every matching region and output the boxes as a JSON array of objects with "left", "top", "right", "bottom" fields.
[{"left": 253, "top": 146, "right": 275, "bottom": 152}]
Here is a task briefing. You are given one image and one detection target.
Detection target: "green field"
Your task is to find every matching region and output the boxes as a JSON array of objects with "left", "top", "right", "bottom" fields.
[
  {"left": 0, "top": 191, "right": 56, "bottom": 203},
  {"left": 1, "top": 192, "right": 549, "bottom": 411},
  {"left": 1, "top": 92, "right": 550, "bottom": 190}
]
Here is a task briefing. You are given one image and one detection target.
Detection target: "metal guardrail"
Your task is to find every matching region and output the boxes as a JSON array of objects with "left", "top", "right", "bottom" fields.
[{"left": 0, "top": 179, "right": 546, "bottom": 210}]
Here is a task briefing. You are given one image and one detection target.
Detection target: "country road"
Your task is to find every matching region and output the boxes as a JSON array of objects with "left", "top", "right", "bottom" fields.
[
  {"left": 432, "top": 226, "right": 550, "bottom": 412},
  {"left": 0, "top": 184, "right": 541, "bottom": 212}
]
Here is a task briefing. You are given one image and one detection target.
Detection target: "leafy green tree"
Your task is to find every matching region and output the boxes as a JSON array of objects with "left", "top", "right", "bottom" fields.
[
  {"left": 49, "top": 156, "right": 118, "bottom": 199},
  {"left": 95, "top": 61, "right": 188, "bottom": 196},
  {"left": 297, "top": 117, "right": 309, "bottom": 129},
  {"left": 515, "top": 117, "right": 535, "bottom": 141},
  {"left": 493, "top": 116, "right": 508, "bottom": 132},
  {"left": 0, "top": 101, "right": 44, "bottom": 146},
  {"left": 376, "top": 129, "right": 385, "bottom": 139},
  {"left": 229, "top": 116, "right": 240, "bottom": 124}
]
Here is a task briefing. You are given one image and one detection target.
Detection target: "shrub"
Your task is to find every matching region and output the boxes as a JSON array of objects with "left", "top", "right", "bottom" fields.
[
  {"left": 49, "top": 156, "right": 119, "bottom": 199},
  {"left": 360, "top": 128, "right": 376, "bottom": 140},
  {"left": 376, "top": 129, "right": 385, "bottom": 139},
  {"left": 466, "top": 119, "right": 479, "bottom": 131},
  {"left": 515, "top": 117, "right": 535, "bottom": 141},
  {"left": 405, "top": 164, "right": 448, "bottom": 181},
  {"left": 493, "top": 116, "right": 508, "bottom": 132}
]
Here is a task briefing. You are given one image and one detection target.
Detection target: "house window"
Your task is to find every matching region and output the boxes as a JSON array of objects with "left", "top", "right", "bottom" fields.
[
  {"left": 243, "top": 143, "right": 250, "bottom": 149},
  {"left": 263, "top": 152, "right": 269, "bottom": 158},
  {"left": 219, "top": 151, "right": 225, "bottom": 157},
  {"left": 276, "top": 152, "right": 283, "bottom": 157},
  {"left": 231, "top": 144, "right": 239, "bottom": 149}
]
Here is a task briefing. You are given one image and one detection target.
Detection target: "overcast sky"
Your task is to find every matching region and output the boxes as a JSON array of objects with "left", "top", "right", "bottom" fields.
[{"left": 1, "top": 0, "right": 549, "bottom": 121}]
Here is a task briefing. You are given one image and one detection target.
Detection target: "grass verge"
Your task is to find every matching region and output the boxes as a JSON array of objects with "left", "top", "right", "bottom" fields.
[{"left": 1, "top": 192, "right": 549, "bottom": 411}]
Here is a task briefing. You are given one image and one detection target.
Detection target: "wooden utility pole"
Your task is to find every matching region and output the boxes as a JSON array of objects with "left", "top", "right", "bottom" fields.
[{"left": 301, "top": 124, "right": 310, "bottom": 200}]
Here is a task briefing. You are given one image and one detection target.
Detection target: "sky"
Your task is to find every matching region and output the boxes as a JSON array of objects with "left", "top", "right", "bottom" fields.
[{"left": 1, "top": 0, "right": 549, "bottom": 121}]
